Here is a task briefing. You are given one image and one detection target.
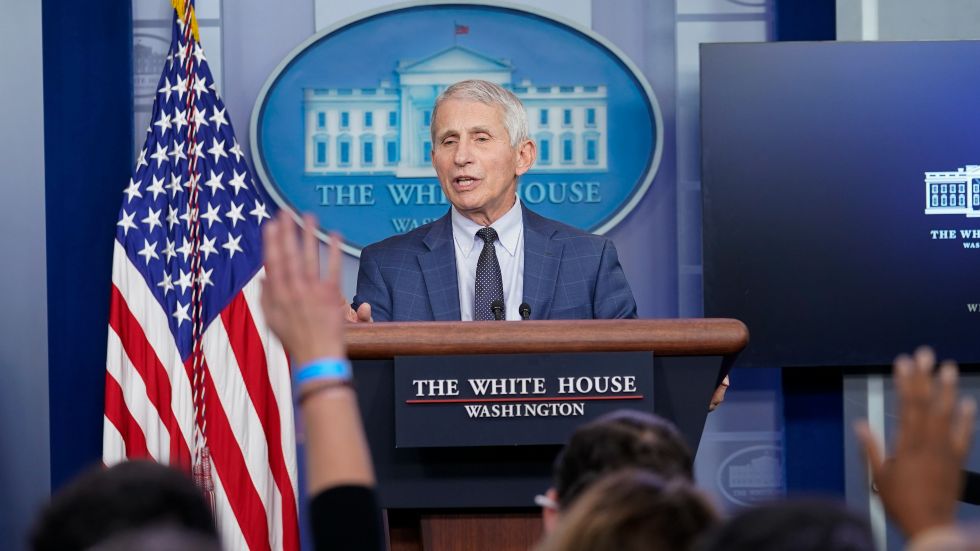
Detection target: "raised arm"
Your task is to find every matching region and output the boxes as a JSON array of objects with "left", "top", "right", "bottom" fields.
[{"left": 261, "top": 211, "right": 373, "bottom": 489}]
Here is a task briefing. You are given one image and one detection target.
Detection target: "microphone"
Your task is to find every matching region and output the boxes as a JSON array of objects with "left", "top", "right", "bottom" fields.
[
  {"left": 491, "top": 300, "right": 505, "bottom": 321},
  {"left": 519, "top": 303, "right": 531, "bottom": 320}
]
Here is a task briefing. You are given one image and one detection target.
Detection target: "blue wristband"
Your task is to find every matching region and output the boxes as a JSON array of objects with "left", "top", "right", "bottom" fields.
[{"left": 294, "top": 358, "right": 351, "bottom": 385}]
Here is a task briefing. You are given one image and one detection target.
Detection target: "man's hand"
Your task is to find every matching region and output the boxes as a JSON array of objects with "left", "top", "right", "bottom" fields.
[
  {"left": 345, "top": 302, "right": 373, "bottom": 323},
  {"left": 854, "top": 347, "right": 976, "bottom": 539},
  {"left": 709, "top": 376, "right": 730, "bottom": 412},
  {"left": 261, "top": 211, "right": 346, "bottom": 366}
]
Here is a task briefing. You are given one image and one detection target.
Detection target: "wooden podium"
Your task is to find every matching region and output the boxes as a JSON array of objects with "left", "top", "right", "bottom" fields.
[{"left": 344, "top": 319, "right": 748, "bottom": 551}]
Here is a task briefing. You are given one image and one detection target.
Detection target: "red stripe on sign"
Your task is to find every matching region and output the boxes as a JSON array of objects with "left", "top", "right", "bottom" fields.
[
  {"left": 109, "top": 285, "right": 192, "bottom": 468},
  {"left": 406, "top": 395, "right": 645, "bottom": 404},
  {"left": 221, "top": 292, "right": 299, "bottom": 551},
  {"left": 195, "top": 355, "right": 272, "bottom": 551},
  {"left": 104, "top": 371, "right": 151, "bottom": 459}
]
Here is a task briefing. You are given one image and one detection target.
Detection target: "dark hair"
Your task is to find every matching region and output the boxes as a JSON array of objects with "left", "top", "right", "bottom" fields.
[
  {"left": 553, "top": 409, "right": 693, "bottom": 508},
  {"left": 538, "top": 469, "right": 719, "bottom": 551},
  {"left": 698, "top": 499, "right": 875, "bottom": 551},
  {"left": 30, "top": 460, "right": 218, "bottom": 551},
  {"left": 89, "top": 526, "right": 221, "bottom": 551}
]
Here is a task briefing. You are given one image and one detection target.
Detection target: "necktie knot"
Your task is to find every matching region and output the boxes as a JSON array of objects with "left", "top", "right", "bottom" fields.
[{"left": 477, "top": 227, "right": 498, "bottom": 245}]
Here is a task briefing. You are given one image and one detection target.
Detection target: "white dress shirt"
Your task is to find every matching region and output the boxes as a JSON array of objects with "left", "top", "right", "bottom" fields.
[{"left": 451, "top": 199, "right": 525, "bottom": 321}]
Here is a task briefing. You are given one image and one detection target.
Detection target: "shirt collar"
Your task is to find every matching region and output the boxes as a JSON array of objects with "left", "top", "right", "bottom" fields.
[{"left": 451, "top": 198, "right": 523, "bottom": 258}]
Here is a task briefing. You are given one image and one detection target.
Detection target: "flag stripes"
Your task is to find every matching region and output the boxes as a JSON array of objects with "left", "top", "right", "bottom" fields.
[{"left": 103, "top": 2, "right": 298, "bottom": 548}]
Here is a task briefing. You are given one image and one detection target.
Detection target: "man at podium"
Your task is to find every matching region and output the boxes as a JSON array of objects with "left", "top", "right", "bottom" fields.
[{"left": 349, "top": 79, "right": 637, "bottom": 322}]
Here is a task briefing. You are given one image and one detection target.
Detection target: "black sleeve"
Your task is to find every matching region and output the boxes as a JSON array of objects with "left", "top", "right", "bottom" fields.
[
  {"left": 962, "top": 469, "right": 980, "bottom": 505},
  {"left": 310, "top": 485, "right": 385, "bottom": 551}
]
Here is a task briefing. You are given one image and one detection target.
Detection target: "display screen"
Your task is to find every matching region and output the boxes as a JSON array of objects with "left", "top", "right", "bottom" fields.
[{"left": 701, "top": 41, "right": 980, "bottom": 368}]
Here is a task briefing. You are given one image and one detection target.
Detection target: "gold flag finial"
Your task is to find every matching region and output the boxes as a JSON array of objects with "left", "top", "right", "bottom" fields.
[{"left": 171, "top": 0, "right": 200, "bottom": 43}]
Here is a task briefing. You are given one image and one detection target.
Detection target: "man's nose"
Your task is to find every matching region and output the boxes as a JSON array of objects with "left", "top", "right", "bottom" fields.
[{"left": 453, "top": 139, "right": 472, "bottom": 166}]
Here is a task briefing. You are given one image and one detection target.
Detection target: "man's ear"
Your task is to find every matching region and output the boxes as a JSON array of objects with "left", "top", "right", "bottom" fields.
[
  {"left": 515, "top": 139, "right": 536, "bottom": 176},
  {"left": 541, "top": 487, "right": 560, "bottom": 535}
]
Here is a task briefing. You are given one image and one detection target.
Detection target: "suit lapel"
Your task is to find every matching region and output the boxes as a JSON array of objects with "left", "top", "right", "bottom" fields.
[
  {"left": 419, "top": 213, "right": 461, "bottom": 321},
  {"left": 521, "top": 206, "right": 562, "bottom": 319}
]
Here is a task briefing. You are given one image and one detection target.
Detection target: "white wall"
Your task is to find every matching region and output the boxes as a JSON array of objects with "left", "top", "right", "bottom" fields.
[
  {"left": 0, "top": 0, "right": 50, "bottom": 548},
  {"left": 838, "top": 0, "right": 980, "bottom": 40}
]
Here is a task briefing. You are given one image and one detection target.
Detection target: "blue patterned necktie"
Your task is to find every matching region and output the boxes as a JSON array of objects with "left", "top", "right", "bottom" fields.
[{"left": 474, "top": 227, "right": 505, "bottom": 320}]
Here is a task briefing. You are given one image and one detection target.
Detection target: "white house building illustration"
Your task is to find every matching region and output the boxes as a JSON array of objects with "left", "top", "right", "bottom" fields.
[
  {"left": 924, "top": 165, "right": 980, "bottom": 217},
  {"left": 303, "top": 45, "right": 608, "bottom": 177},
  {"left": 727, "top": 454, "right": 781, "bottom": 490}
]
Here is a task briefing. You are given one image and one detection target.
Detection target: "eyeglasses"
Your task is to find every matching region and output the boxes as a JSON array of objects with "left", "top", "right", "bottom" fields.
[{"left": 534, "top": 493, "right": 558, "bottom": 510}]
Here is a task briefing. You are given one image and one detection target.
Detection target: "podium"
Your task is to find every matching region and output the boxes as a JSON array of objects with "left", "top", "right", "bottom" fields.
[{"left": 344, "top": 319, "right": 748, "bottom": 551}]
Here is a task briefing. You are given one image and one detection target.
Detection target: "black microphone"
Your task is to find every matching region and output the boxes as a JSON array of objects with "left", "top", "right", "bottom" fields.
[
  {"left": 491, "top": 300, "right": 505, "bottom": 321},
  {"left": 519, "top": 303, "right": 531, "bottom": 320}
]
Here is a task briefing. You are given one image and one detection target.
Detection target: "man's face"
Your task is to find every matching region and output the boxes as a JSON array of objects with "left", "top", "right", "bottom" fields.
[{"left": 431, "top": 99, "right": 535, "bottom": 226}]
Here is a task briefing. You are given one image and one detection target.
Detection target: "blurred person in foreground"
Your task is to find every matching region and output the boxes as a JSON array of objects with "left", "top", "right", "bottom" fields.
[
  {"left": 88, "top": 526, "right": 221, "bottom": 551},
  {"left": 260, "top": 211, "right": 384, "bottom": 551},
  {"left": 539, "top": 409, "right": 694, "bottom": 534},
  {"left": 536, "top": 469, "right": 718, "bottom": 551},
  {"left": 697, "top": 498, "right": 875, "bottom": 551},
  {"left": 29, "top": 460, "right": 218, "bottom": 551}
]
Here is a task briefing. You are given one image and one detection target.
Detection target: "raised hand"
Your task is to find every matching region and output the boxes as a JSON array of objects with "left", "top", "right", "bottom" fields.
[
  {"left": 261, "top": 211, "right": 346, "bottom": 365},
  {"left": 855, "top": 346, "right": 976, "bottom": 539}
]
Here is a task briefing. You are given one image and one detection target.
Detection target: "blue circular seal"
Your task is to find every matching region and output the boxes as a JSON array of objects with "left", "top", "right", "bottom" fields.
[{"left": 251, "top": 2, "right": 662, "bottom": 255}]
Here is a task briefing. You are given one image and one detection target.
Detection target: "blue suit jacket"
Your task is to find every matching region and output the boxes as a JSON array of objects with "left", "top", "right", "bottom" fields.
[{"left": 352, "top": 205, "right": 637, "bottom": 321}]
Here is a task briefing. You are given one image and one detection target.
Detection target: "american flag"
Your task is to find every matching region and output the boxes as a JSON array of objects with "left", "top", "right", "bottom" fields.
[{"left": 102, "top": 2, "right": 299, "bottom": 549}]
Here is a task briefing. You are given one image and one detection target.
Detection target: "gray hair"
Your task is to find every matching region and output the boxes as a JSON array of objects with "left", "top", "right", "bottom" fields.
[{"left": 430, "top": 79, "right": 530, "bottom": 147}]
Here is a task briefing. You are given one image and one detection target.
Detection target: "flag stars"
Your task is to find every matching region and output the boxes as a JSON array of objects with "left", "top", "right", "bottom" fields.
[
  {"left": 142, "top": 207, "right": 163, "bottom": 232},
  {"left": 226, "top": 201, "right": 245, "bottom": 227},
  {"left": 172, "top": 301, "right": 191, "bottom": 327},
  {"left": 228, "top": 170, "right": 248, "bottom": 195},
  {"left": 157, "top": 271, "right": 174, "bottom": 296},
  {"left": 170, "top": 141, "right": 187, "bottom": 163},
  {"left": 136, "top": 147, "right": 148, "bottom": 170},
  {"left": 150, "top": 143, "right": 169, "bottom": 167},
  {"left": 250, "top": 200, "right": 270, "bottom": 223},
  {"left": 117, "top": 210, "right": 137, "bottom": 236},
  {"left": 179, "top": 208, "right": 197, "bottom": 229},
  {"left": 204, "top": 170, "right": 225, "bottom": 194},
  {"left": 173, "top": 108, "right": 188, "bottom": 133},
  {"left": 190, "top": 142, "right": 206, "bottom": 164},
  {"left": 187, "top": 142, "right": 202, "bottom": 164},
  {"left": 209, "top": 106, "right": 228, "bottom": 133},
  {"left": 192, "top": 108, "right": 209, "bottom": 131},
  {"left": 123, "top": 178, "right": 142, "bottom": 203},
  {"left": 199, "top": 235, "right": 218, "bottom": 260},
  {"left": 192, "top": 75, "right": 209, "bottom": 98},
  {"left": 198, "top": 267, "right": 214, "bottom": 289},
  {"left": 229, "top": 139, "right": 244, "bottom": 163},
  {"left": 154, "top": 112, "right": 173, "bottom": 134},
  {"left": 192, "top": 42, "right": 206, "bottom": 65},
  {"left": 208, "top": 138, "right": 227, "bottom": 163},
  {"left": 173, "top": 74, "right": 188, "bottom": 100},
  {"left": 163, "top": 238, "right": 177, "bottom": 262},
  {"left": 175, "top": 269, "right": 194, "bottom": 294},
  {"left": 146, "top": 176, "right": 166, "bottom": 201},
  {"left": 177, "top": 239, "right": 194, "bottom": 262},
  {"left": 175, "top": 46, "right": 189, "bottom": 70},
  {"left": 222, "top": 233, "right": 243, "bottom": 259},
  {"left": 137, "top": 239, "right": 159, "bottom": 265},
  {"left": 167, "top": 206, "right": 180, "bottom": 230},
  {"left": 158, "top": 77, "right": 172, "bottom": 102},
  {"left": 167, "top": 173, "right": 184, "bottom": 197},
  {"left": 200, "top": 202, "right": 222, "bottom": 228}
]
